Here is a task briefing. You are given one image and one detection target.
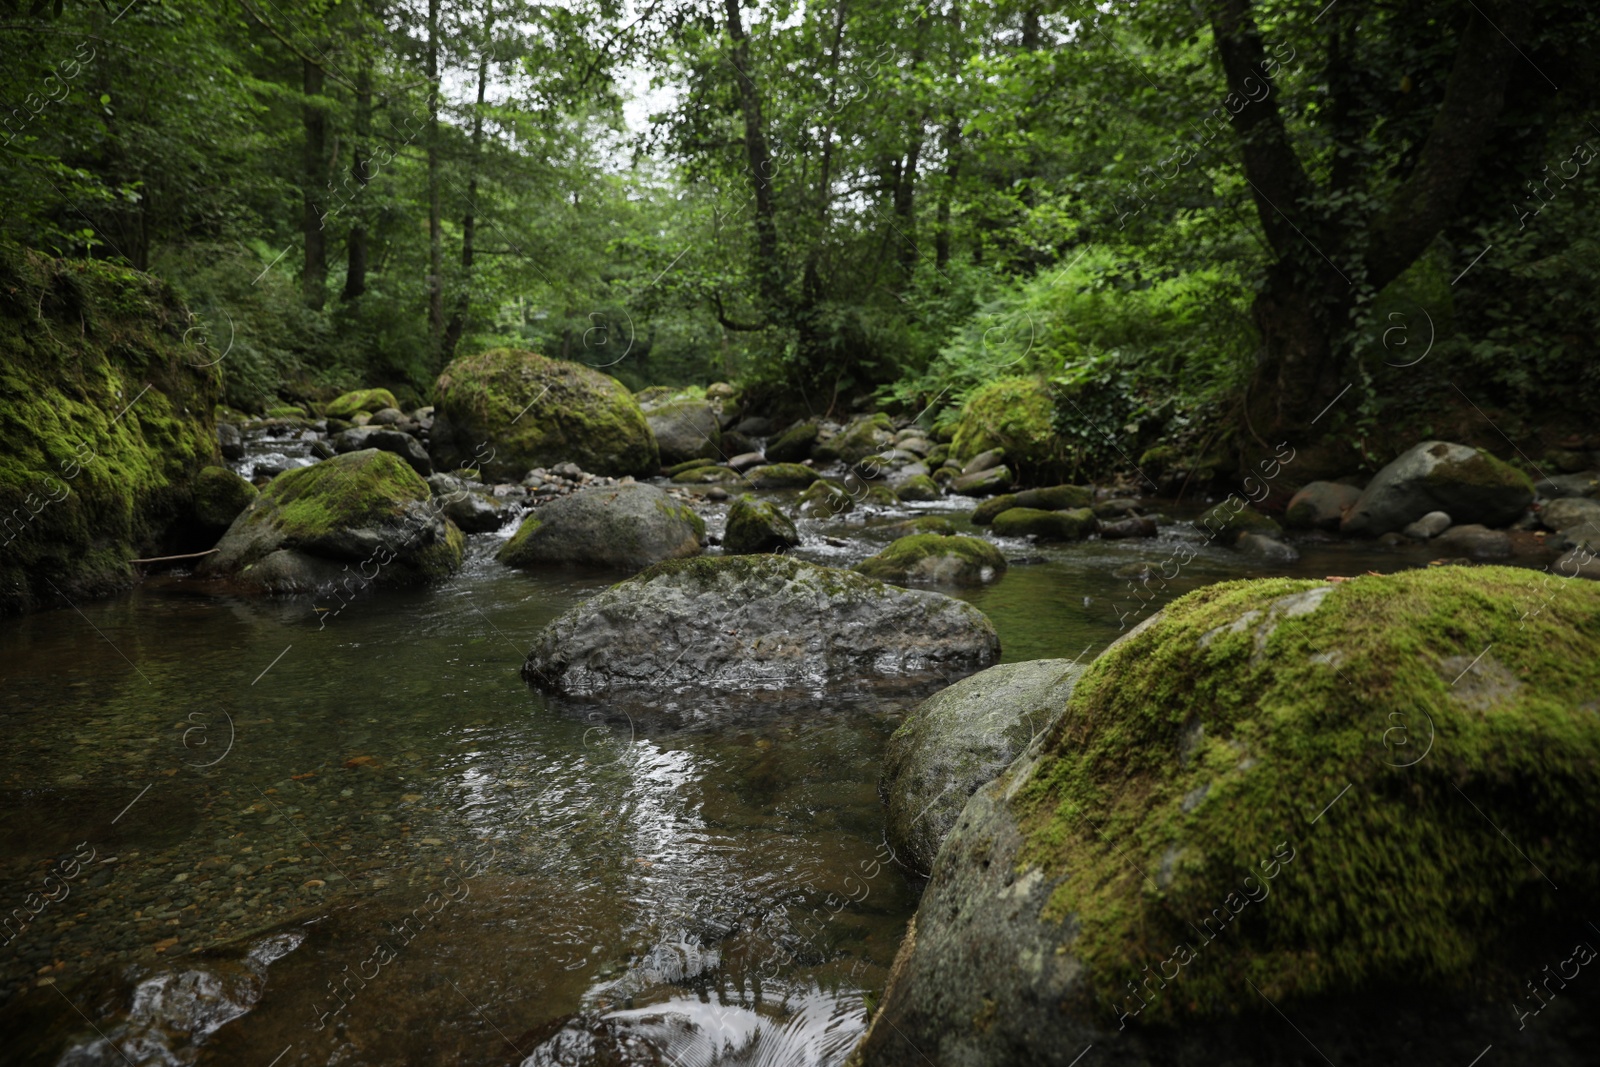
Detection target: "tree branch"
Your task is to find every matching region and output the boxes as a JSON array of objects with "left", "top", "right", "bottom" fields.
[
  {"left": 711, "top": 291, "right": 765, "bottom": 331},
  {"left": 1364, "top": 3, "right": 1516, "bottom": 290}
]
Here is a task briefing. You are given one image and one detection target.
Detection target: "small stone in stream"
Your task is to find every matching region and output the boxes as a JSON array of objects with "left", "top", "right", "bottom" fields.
[
  {"left": 369, "top": 407, "right": 404, "bottom": 426},
  {"left": 894, "top": 475, "right": 941, "bottom": 502},
  {"left": 1098, "top": 516, "right": 1156, "bottom": 539},
  {"left": 1092, "top": 497, "right": 1144, "bottom": 518},
  {"left": 723, "top": 495, "right": 801, "bottom": 555},
  {"left": 1401, "top": 511, "right": 1452, "bottom": 539},
  {"left": 1194, "top": 500, "right": 1283, "bottom": 545},
  {"left": 1435, "top": 523, "right": 1511, "bottom": 559},
  {"left": 1541, "top": 496, "right": 1600, "bottom": 539},
  {"left": 1285, "top": 480, "right": 1363, "bottom": 530},
  {"left": 706, "top": 487, "right": 729, "bottom": 500},
  {"left": 497, "top": 482, "right": 704, "bottom": 571},
  {"left": 552, "top": 461, "right": 585, "bottom": 479},
  {"left": 309, "top": 438, "right": 335, "bottom": 460},
  {"left": 727, "top": 451, "right": 766, "bottom": 472},
  {"left": 952, "top": 465, "right": 1014, "bottom": 496},
  {"left": 743, "top": 463, "right": 820, "bottom": 489},
  {"left": 1236, "top": 530, "right": 1300, "bottom": 562},
  {"left": 992, "top": 507, "right": 1097, "bottom": 541},
  {"left": 854, "top": 535, "right": 1007, "bottom": 587},
  {"left": 217, "top": 423, "right": 245, "bottom": 460},
  {"left": 961, "top": 448, "right": 1006, "bottom": 476}
]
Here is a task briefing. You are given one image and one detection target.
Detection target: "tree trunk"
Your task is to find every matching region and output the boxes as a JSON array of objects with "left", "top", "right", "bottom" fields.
[
  {"left": 342, "top": 61, "right": 372, "bottom": 302},
  {"left": 302, "top": 57, "right": 328, "bottom": 310},
  {"left": 893, "top": 140, "right": 922, "bottom": 280},
  {"left": 723, "top": 0, "right": 781, "bottom": 315},
  {"left": 425, "top": 0, "right": 444, "bottom": 354},
  {"left": 443, "top": 2, "right": 493, "bottom": 360}
]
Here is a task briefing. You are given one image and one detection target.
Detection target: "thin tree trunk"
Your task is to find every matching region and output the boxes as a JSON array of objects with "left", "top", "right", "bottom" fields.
[
  {"left": 343, "top": 61, "right": 372, "bottom": 302},
  {"left": 443, "top": 1, "right": 493, "bottom": 359},
  {"left": 723, "top": 0, "right": 780, "bottom": 314},
  {"left": 425, "top": 0, "right": 444, "bottom": 353},
  {"left": 302, "top": 57, "right": 328, "bottom": 310}
]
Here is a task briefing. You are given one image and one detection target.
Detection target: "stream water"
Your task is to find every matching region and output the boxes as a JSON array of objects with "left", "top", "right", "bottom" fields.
[{"left": 0, "top": 456, "right": 1493, "bottom": 1067}]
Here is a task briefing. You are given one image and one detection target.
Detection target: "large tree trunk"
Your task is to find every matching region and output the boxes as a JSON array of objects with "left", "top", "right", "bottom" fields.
[
  {"left": 425, "top": 0, "right": 444, "bottom": 354},
  {"left": 342, "top": 61, "right": 371, "bottom": 302},
  {"left": 302, "top": 57, "right": 328, "bottom": 310},
  {"left": 1208, "top": 0, "right": 1515, "bottom": 469}
]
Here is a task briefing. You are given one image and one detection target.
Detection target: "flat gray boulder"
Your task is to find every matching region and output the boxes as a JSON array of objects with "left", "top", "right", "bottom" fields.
[
  {"left": 522, "top": 555, "right": 1000, "bottom": 697},
  {"left": 1341, "top": 441, "right": 1533, "bottom": 536},
  {"left": 497, "top": 482, "right": 703, "bottom": 571},
  {"left": 333, "top": 425, "right": 432, "bottom": 475},
  {"left": 883, "top": 659, "right": 1084, "bottom": 877},
  {"left": 644, "top": 398, "right": 722, "bottom": 466}
]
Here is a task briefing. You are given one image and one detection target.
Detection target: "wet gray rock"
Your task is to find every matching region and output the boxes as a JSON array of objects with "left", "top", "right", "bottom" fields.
[
  {"left": 427, "top": 473, "right": 511, "bottom": 533},
  {"left": 961, "top": 448, "right": 1006, "bottom": 475},
  {"left": 1341, "top": 441, "right": 1533, "bottom": 536},
  {"left": 522, "top": 555, "right": 1000, "bottom": 698},
  {"left": 1284, "top": 480, "right": 1362, "bottom": 529},
  {"left": 1236, "top": 530, "right": 1300, "bottom": 563},
  {"left": 333, "top": 426, "right": 433, "bottom": 475},
  {"left": 1402, "top": 511, "right": 1452, "bottom": 539},
  {"left": 1540, "top": 497, "right": 1600, "bottom": 540},
  {"left": 882, "top": 659, "right": 1084, "bottom": 877},
  {"left": 765, "top": 420, "right": 819, "bottom": 463},
  {"left": 1534, "top": 471, "right": 1600, "bottom": 499},
  {"left": 217, "top": 423, "right": 245, "bottom": 461},
  {"left": 644, "top": 398, "right": 722, "bottom": 465},
  {"left": 1434, "top": 523, "right": 1511, "bottom": 559},
  {"left": 952, "top": 465, "right": 1014, "bottom": 496},
  {"left": 497, "top": 482, "right": 703, "bottom": 571}
]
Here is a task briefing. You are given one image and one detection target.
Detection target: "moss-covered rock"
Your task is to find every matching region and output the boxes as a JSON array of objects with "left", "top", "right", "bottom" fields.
[
  {"left": 949, "top": 377, "right": 1062, "bottom": 480},
  {"left": 723, "top": 495, "right": 800, "bottom": 554},
  {"left": 895, "top": 474, "right": 942, "bottom": 502},
  {"left": 0, "top": 248, "right": 221, "bottom": 614},
  {"left": 854, "top": 534, "right": 1007, "bottom": 586},
  {"left": 1194, "top": 500, "right": 1284, "bottom": 545},
  {"left": 992, "top": 506, "right": 1098, "bottom": 541},
  {"left": 795, "top": 478, "right": 855, "bottom": 518},
  {"left": 644, "top": 397, "right": 722, "bottom": 465},
  {"left": 744, "top": 463, "right": 820, "bottom": 489},
  {"left": 970, "top": 493, "right": 1019, "bottom": 525},
  {"left": 951, "top": 465, "right": 1014, "bottom": 496},
  {"left": 664, "top": 457, "right": 719, "bottom": 477},
  {"left": 199, "top": 449, "right": 464, "bottom": 592},
  {"left": 880, "top": 515, "right": 958, "bottom": 538},
  {"left": 429, "top": 348, "right": 658, "bottom": 481},
  {"left": 858, "top": 567, "right": 1600, "bottom": 1066},
  {"left": 671, "top": 465, "right": 744, "bottom": 484},
  {"left": 814, "top": 413, "right": 895, "bottom": 465},
  {"left": 324, "top": 388, "right": 399, "bottom": 419},
  {"left": 1342, "top": 441, "right": 1535, "bottom": 537},
  {"left": 192, "top": 465, "right": 258, "bottom": 534},
  {"left": 766, "top": 419, "right": 820, "bottom": 463},
  {"left": 497, "top": 482, "right": 703, "bottom": 571}
]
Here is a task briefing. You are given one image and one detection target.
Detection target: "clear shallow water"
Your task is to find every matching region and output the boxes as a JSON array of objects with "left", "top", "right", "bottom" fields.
[{"left": 0, "top": 489, "right": 1488, "bottom": 1067}]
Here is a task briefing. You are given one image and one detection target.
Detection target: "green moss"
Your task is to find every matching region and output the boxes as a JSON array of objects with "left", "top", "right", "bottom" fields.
[
  {"left": 882, "top": 515, "right": 958, "bottom": 537},
  {"left": 992, "top": 507, "right": 1098, "bottom": 541},
  {"left": 971, "top": 494, "right": 1019, "bottom": 525},
  {"left": 795, "top": 479, "right": 855, "bottom": 518},
  {"left": 1017, "top": 484, "right": 1094, "bottom": 510},
  {"left": 854, "top": 534, "right": 1006, "bottom": 585},
  {"left": 264, "top": 404, "right": 309, "bottom": 419},
  {"left": 1194, "top": 500, "right": 1283, "bottom": 545},
  {"left": 664, "top": 457, "right": 719, "bottom": 477},
  {"left": 951, "top": 377, "right": 1062, "bottom": 479},
  {"left": 634, "top": 552, "right": 900, "bottom": 603},
  {"left": 671, "top": 465, "right": 743, "bottom": 484},
  {"left": 724, "top": 494, "right": 800, "bottom": 554},
  {"left": 0, "top": 246, "right": 221, "bottom": 613},
  {"left": 766, "top": 420, "right": 821, "bottom": 463},
  {"left": 656, "top": 496, "right": 707, "bottom": 540},
  {"left": 1428, "top": 446, "right": 1536, "bottom": 495},
  {"left": 193, "top": 465, "right": 257, "bottom": 530},
  {"left": 430, "top": 347, "right": 658, "bottom": 479},
  {"left": 814, "top": 413, "right": 894, "bottom": 464},
  {"left": 1008, "top": 566, "right": 1600, "bottom": 1022},
  {"left": 744, "top": 463, "right": 820, "bottom": 489},
  {"left": 261, "top": 450, "right": 429, "bottom": 540},
  {"left": 324, "top": 388, "right": 400, "bottom": 419},
  {"left": 895, "top": 474, "right": 942, "bottom": 502}
]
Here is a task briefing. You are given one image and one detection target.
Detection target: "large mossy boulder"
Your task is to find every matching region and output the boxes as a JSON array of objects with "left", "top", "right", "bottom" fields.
[
  {"left": 814, "top": 413, "right": 895, "bottom": 465},
  {"left": 497, "top": 482, "right": 703, "bottom": 571},
  {"left": 883, "top": 659, "right": 1085, "bottom": 877},
  {"left": 854, "top": 535, "right": 1007, "bottom": 587},
  {"left": 1342, "top": 441, "right": 1535, "bottom": 537},
  {"left": 0, "top": 250, "right": 221, "bottom": 614},
  {"left": 198, "top": 449, "right": 464, "bottom": 592},
  {"left": 643, "top": 396, "right": 722, "bottom": 466},
  {"left": 192, "top": 465, "right": 258, "bottom": 535},
  {"left": 522, "top": 555, "right": 1000, "bottom": 698},
  {"left": 856, "top": 566, "right": 1600, "bottom": 1067},
  {"left": 723, "top": 495, "right": 800, "bottom": 555},
  {"left": 324, "top": 388, "right": 399, "bottom": 419},
  {"left": 949, "top": 376, "right": 1062, "bottom": 480},
  {"left": 429, "top": 348, "right": 658, "bottom": 481},
  {"left": 992, "top": 506, "right": 1098, "bottom": 541}
]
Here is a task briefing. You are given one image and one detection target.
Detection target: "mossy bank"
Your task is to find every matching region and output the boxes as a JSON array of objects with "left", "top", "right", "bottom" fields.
[{"left": 0, "top": 247, "right": 220, "bottom": 614}]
